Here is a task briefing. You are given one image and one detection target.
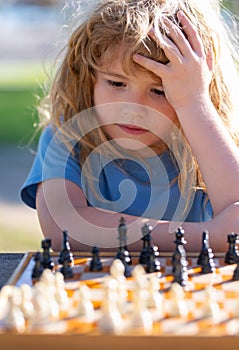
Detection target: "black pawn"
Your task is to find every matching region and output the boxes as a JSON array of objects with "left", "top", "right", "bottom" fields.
[
  {"left": 225, "top": 232, "right": 239, "bottom": 264},
  {"left": 90, "top": 246, "right": 103, "bottom": 271},
  {"left": 115, "top": 217, "right": 132, "bottom": 265},
  {"left": 172, "top": 245, "right": 188, "bottom": 287},
  {"left": 232, "top": 261, "right": 239, "bottom": 281},
  {"left": 32, "top": 251, "right": 44, "bottom": 279},
  {"left": 145, "top": 246, "right": 161, "bottom": 273},
  {"left": 196, "top": 231, "right": 215, "bottom": 274},
  {"left": 41, "top": 238, "right": 54, "bottom": 270},
  {"left": 197, "top": 231, "right": 211, "bottom": 266},
  {"left": 58, "top": 231, "right": 74, "bottom": 278},
  {"left": 139, "top": 222, "right": 153, "bottom": 264},
  {"left": 172, "top": 227, "right": 187, "bottom": 272},
  {"left": 115, "top": 251, "right": 131, "bottom": 278}
]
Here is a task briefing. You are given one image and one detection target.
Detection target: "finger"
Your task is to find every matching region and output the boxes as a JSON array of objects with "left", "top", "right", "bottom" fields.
[
  {"left": 161, "top": 16, "right": 193, "bottom": 57},
  {"left": 177, "top": 11, "right": 204, "bottom": 56},
  {"left": 148, "top": 29, "right": 183, "bottom": 65},
  {"left": 133, "top": 53, "right": 168, "bottom": 77}
]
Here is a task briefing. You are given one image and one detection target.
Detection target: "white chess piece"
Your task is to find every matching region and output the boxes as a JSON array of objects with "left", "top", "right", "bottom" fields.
[
  {"left": 110, "top": 259, "right": 128, "bottom": 313},
  {"left": 98, "top": 277, "right": 124, "bottom": 334},
  {"left": 3, "top": 287, "right": 25, "bottom": 333},
  {"left": 168, "top": 282, "right": 188, "bottom": 318},
  {"left": 19, "top": 284, "right": 34, "bottom": 320},
  {"left": 73, "top": 285, "right": 95, "bottom": 322},
  {"left": 54, "top": 272, "right": 69, "bottom": 312},
  {"left": 202, "top": 287, "right": 221, "bottom": 324},
  {"left": 147, "top": 275, "right": 164, "bottom": 319}
]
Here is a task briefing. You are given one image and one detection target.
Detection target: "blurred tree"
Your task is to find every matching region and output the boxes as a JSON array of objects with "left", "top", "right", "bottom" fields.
[
  {"left": 223, "top": 0, "right": 239, "bottom": 16},
  {"left": 10, "top": 0, "right": 60, "bottom": 6}
]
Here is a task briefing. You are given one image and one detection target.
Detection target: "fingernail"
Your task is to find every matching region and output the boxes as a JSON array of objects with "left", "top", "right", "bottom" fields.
[{"left": 177, "top": 10, "right": 183, "bottom": 19}]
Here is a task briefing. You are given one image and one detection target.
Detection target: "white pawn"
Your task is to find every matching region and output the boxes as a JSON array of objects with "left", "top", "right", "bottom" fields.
[
  {"left": 147, "top": 275, "right": 164, "bottom": 319},
  {"left": 30, "top": 281, "right": 52, "bottom": 326},
  {"left": 39, "top": 270, "right": 60, "bottom": 321},
  {"left": 98, "top": 277, "right": 124, "bottom": 334},
  {"left": 110, "top": 259, "right": 128, "bottom": 313},
  {"left": 0, "top": 285, "right": 14, "bottom": 320},
  {"left": 168, "top": 282, "right": 188, "bottom": 318},
  {"left": 202, "top": 287, "right": 221, "bottom": 324},
  {"left": 3, "top": 287, "right": 25, "bottom": 333},
  {"left": 54, "top": 272, "right": 69, "bottom": 312},
  {"left": 19, "top": 284, "right": 34, "bottom": 320},
  {"left": 130, "top": 287, "right": 153, "bottom": 335},
  {"left": 73, "top": 285, "right": 95, "bottom": 322},
  {"left": 132, "top": 264, "right": 147, "bottom": 289}
]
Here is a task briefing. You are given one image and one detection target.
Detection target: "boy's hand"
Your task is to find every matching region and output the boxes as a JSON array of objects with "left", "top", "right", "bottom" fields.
[{"left": 133, "top": 11, "right": 213, "bottom": 111}]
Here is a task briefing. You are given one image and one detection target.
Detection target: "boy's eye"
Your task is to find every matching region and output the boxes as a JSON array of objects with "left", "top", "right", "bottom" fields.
[
  {"left": 106, "top": 80, "right": 125, "bottom": 87},
  {"left": 151, "top": 88, "right": 165, "bottom": 96}
]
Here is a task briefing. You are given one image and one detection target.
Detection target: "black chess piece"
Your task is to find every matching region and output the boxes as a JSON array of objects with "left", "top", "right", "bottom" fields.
[
  {"left": 225, "top": 232, "right": 239, "bottom": 264},
  {"left": 32, "top": 251, "right": 44, "bottom": 279},
  {"left": 196, "top": 231, "right": 215, "bottom": 273},
  {"left": 58, "top": 230, "right": 74, "bottom": 266},
  {"left": 139, "top": 222, "right": 153, "bottom": 264},
  {"left": 174, "top": 227, "right": 187, "bottom": 246},
  {"left": 172, "top": 244, "right": 186, "bottom": 274},
  {"left": 172, "top": 245, "right": 188, "bottom": 287},
  {"left": 115, "top": 251, "right": 132, "bottom": 278},
  {"left": 198, "top": 231, "right": 210, "bottom": 265},
  {"left": 90, "top": 246, "right": 103, "bottom": 271},
  {"left": 232, "top": 260, "right": 239, "bottom": 281},
  {"left": 58, "top": 231, "right": 74, "bottom": 278},
  {"left": 115, "top": 217, "right": 132, "bottom": 265},
  {"left": 41, "top": 238, "right": 54, "bottom": 270},
  {"left": 172, "top": 227, "right": 187, "bottom": 272},
  {"left": 60, "top": 250, "right": 74, "bottom": 278},
  {"left": 145, "top": 246, "right": 161, "bottom": 273}
]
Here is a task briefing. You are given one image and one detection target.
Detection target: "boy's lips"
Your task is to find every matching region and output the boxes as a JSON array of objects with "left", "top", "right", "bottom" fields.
[{"left": 116, "top": 124, "right": 148, "bottom": 135}]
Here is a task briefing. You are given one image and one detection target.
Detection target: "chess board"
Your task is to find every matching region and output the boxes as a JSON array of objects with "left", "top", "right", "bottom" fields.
[{"left": 1, "top": 251, "right": 239, "bottom": 350}]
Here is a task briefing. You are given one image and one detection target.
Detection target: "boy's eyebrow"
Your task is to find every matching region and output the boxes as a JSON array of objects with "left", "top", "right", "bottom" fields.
[
  {"left": 98, "top": 70, "right": 128, "bottom": 79},
  {"left": 98, "top": 69, "right": 163, "bottom": 84}
]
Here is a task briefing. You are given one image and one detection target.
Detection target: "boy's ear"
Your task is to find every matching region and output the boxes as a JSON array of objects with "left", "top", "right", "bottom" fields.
[{"left": 206, "top": 46, "right": 214, "bottom": 72}]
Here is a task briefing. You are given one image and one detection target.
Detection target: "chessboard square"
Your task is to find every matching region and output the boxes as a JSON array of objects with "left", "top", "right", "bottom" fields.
[{"left": 81, "top": 272, "right": 108, "bottom": 280}]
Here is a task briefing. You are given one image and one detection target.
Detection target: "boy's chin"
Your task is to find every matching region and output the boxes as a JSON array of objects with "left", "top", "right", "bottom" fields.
[{"left": 114, "top": 139, "right": 157, "bottom": 156}]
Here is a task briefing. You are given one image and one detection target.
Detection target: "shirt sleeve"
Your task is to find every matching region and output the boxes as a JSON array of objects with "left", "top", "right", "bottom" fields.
[{"left": 20, "top": 125, "right": 82, "bottom": 209}]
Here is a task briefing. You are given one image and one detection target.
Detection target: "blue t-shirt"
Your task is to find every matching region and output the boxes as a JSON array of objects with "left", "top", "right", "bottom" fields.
[{"left": 20, "top": 125, "right": 213, "bottom": 222}]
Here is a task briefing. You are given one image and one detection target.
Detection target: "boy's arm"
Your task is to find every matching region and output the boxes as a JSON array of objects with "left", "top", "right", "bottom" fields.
[{"left": 36, "top": 179, "right": 239, "bottom": 252}]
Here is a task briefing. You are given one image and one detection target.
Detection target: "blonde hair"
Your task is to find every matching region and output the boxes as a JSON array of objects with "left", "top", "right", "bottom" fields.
[{"left": 39, "top": 0, "right": 239, "bottom": 205}]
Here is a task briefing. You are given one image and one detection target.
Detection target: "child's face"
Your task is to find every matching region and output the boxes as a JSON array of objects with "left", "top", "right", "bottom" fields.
[{"left": 93, "top": 55, "right": 178, "bottom": 154}]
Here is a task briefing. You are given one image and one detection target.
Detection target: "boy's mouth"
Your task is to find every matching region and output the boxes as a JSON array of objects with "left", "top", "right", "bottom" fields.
[{"left": 116, "top": 124, "right": 148, "bottom": 135}]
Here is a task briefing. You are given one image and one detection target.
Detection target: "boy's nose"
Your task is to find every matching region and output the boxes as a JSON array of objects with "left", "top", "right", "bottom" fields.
[{"left": 122, "top": 101, "right": 147, "bottom": 119}]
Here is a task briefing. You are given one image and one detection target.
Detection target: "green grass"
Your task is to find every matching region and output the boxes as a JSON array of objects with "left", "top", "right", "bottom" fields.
[
  {"left": 0, "top": 61, "right": 50, "bottom": 144},
  {"left": 0, "top": 224, "right": 43, "bottom": 253}
]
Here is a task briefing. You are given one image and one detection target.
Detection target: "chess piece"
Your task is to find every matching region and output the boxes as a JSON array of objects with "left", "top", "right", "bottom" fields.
[
  {"left": 32, "top": 251, "right": 44, "bottom": 279},
  {"left": 41, "top": 238, "right": 54, "bottom": 270},
  {"left": 145, "top": 246, "right": 161, "bottom": 273},
  {"left": 225, "top": 232, "right": 239, "bottom": 264},
  {"left": 232, "top": 260, "right": 239, "bottom": 281},
  {"left": 174, "top": 227, "right": 187, "bottom": 246},
  {"left": 172, "top": 227, "right": 187, "bottom": 273},
  {"left": 115, "top": 217, "right": 132, "bottom": 265},
  {"left": 172, "top": 245, "right": 188, "bottom": 287},
  {"left": 196, "top": 231, "right": 215, "bottom": 273},
  {"left": 197, "top": 231, "right": 212, "bottom": 265},
  {"left": 139, "top": 222, "right": 153, "bottom": 264},
  {"left": 115, "top": 251, "right": 131, "bottom": 277},
  {"left": 58, "top": 230, "right": 74, "bottom": 266},
  {"left": 58, "top": 231, "right": 74, "bottom": 278},
  {"left": 90, "top": 246, "right": 103, "bottom": 271}
]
